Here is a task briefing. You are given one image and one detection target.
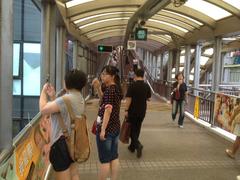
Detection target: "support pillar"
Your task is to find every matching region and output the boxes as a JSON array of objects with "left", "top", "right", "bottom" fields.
[
  {"left": 40, "top": 2, "right": 56, "bottom": 87},
  {"left": 194, "top": 43, "right": 202, "bottom": 96},
  {"left": 160, "top": 54, "right": 164, "bottom": 81},
  {"left": 212, "top": 37, "right": 222, "bottom": 91},
  {"left": 167, "top": 51, "right": 173, "bottom": 82},
  {"left": 175, "top": 49, "right": 180, "bottom": 74},
  {"left": 73, "top": 41, "right": 78, "bottom": 69},
  {"left": 0, "top": 0, "right": 13, "bottom": 150},
  {"left": 184, "top": 45, "right": 191, "bottom": 86},
  {"left": 56, "top": 26, "right": 66, "bottom": 92}
]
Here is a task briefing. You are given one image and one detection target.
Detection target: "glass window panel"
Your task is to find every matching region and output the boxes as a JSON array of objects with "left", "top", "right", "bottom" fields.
[
  {"left": 179, "top": 67, "right": 184, "bottom": 71},
  {"left": 180, "top": 56, "right": 185, "bottom": 63},
  {"left": 23, "top": 43, "right": 41, "bottom": 96},
  {"left": 203, "top": 48, "right": 214, "bottom": 56},
  {"left": 191, "top": 68, "right": 194, "bottom": 73},
  {"left": 223, "top": 0, "right": 240, "bottom": 10},
  {"left": 172, "top": 74, "right": 175, "bottom": 79},
  {"left": 172, "top": 68, "right": 176, "bottom": 72},
  {"left": 185, "top": 0, "right": 231, "bottom": 20},
  {"left": 13, "top": 0, "right": 22, "bottom": 40},
  {"left": 13, "top": 43, "right": 20, "bottom": 76},
  {"left": 13, "top": 80, "right": 21, "bottom": 95},
  {"left": 24, "top": 0, "right": 41, "bottom": 41},
  {"left": 189, "top": 75, "right": 194, "bottom": 81},
  {"left": 200, "top": 56, "right": 209, "bottom": 66}
]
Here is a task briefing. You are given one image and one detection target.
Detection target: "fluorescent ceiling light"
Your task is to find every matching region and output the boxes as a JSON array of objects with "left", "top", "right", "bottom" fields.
[
  {"left": 66, "top": 0, "right": 94, "bottom": 8},
  {"left": 161, "top": 9, "right": 203, "bottom": 26},
  {"left": 203, "top": 48, "right": 214, "bottom": 56},
  {"left": 150, "top": 34, "right": 171, "bottom": 42},
  {"left": 200, "top": 56, "right": 209, "bottom": 66},
  {"left": 184, "top": 0, "right": 231, "bottom": 20},
  {"left": 87, "top": 29, "right": 125, "bottom": 38},
  {"left": 149, "top": 19, "right": 189, "bottom": 33},
  {"left": 222, "top": 37, "right": 237, "bottom": 41},
  {"left": 74, "top": 12, "right": 134, "bottom": 24},
  {"left": 164, "top": 35, "right": 171, "bottom": 39},
  {"left": 223, "top": 0, "right": 240, "bottom": 10},
  {"left": 180, "top": 56, "right": 185, "bottom": 63},
  {"left": 79, "top": 17, "right": 129, "bottom": 29}
]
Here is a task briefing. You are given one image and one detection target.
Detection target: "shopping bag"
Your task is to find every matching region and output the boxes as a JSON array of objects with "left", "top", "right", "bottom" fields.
[{"left": 119, "top": 118, "right": 131, "bottom": 144}]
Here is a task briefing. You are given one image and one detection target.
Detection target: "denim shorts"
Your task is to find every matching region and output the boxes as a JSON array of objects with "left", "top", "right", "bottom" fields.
[{"left": 96, "top": 132, "right": 119, "bottom": 163}]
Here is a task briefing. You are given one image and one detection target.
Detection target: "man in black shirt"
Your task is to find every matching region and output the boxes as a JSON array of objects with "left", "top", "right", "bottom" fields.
[{"left": 125, "top": 69, "right": 151, "bottom": 158}]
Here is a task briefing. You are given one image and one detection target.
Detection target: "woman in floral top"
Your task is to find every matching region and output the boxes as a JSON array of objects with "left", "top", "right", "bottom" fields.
[{"left": 92, "top": 65, "right": 122, "bottom": 180}]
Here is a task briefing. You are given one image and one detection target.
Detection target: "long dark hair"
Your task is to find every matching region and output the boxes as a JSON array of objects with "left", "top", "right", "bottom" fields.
[{"left": 102, "top": 65, "right": 123, "bottom": 99}]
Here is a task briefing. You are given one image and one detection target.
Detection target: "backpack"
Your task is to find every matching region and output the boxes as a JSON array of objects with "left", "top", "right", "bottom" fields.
[{"left": 58, "top": 96, "right": 90, "bottom": 163}]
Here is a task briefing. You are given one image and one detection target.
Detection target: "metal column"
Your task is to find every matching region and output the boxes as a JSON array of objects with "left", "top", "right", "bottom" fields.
[
  {"left": 184, "top": 45, "right": 191, "bottom": 86},
  {"left": 56, "top": 26, "right": 66, "bottom": 92},
  {"left": 73, "top": 41, "right": 78, "bottom": 69},
  {"left": 212, "top": 37, "right": 222, "bottom": 91},
  {"left": 167, "top": 50, "right": 173, "bottom": 82},
  {"left": 194, "top": 43, "right": 202, "bottom": 96},
  {"left": 175, "top": 49, "right": 180, "bottom": 74},
  {"left": 0, "top": 0, "right": 13, "bottom": 150},
  {"left": 160, "top": 54, "right": 164, "bottom": 81},
  {"left": 40, "top": 2, "right": 56, "bottom": 87}
]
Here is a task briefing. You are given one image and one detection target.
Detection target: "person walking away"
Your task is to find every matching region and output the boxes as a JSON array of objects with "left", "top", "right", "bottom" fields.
[
  {"left": 92, "top": 65, "right": 123, "bottom": 180},
  {"left": 39, "top": 69, "right": 87, "bottom": 180},
  {"left": 171, "top": 72, "right": 188, "bottom": 128},
  {"left": 128, "top": 68, "right": 135, "bottom": 84},
  {"left": 125, "top": 69, "right": 151, "bottom": 158}
]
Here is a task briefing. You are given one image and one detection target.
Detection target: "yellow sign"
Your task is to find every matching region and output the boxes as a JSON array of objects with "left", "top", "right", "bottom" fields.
[
  {"left": 15, "top": 128, "right": 40, "bottom": 180},
  {"left": 194, "top": 96, "right": 200, "bottom": 119}
]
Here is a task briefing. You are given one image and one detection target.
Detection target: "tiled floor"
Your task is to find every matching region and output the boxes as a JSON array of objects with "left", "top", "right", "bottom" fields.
[{"left": 50, "top": 98, "right": 240, "bottom": 180}]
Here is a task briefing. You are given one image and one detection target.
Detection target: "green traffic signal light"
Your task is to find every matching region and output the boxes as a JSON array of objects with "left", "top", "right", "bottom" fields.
[{"left": 98, "top": 45, "right": 113, "bottom": 52}]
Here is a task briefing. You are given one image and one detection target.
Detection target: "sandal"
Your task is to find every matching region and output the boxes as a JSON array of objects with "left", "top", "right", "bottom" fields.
[{"left": 225, "top": 149, "right": 235, "bottom": 159}]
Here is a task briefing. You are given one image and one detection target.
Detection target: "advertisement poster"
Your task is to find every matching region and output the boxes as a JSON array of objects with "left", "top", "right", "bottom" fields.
[
  {"left": 214, "top": 93, "right": 240, "bottom": 134},
  {"left": 0, "top": 115, "right": 51, "bottom": 180},
  {"left": 194, "top": 96, "right": 200, "bottom": 119}
]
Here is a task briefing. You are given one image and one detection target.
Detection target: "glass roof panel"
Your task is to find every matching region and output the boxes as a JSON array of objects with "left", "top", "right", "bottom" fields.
[
  {"left": 200, "top": 56, "right": 209, "bottom": 66},
  {"left": 74, "top": 12, "right": 134, "bottom": 24},
  {"left": 66, "top": 0, "right": 94, "bottom": 8},
  {"left": 87, "top": 29, "right": 125, "bottom": 38},
  {"left": 184, "top": 0, "right": 231, "bottom": 20},
  {"left": 79, "top": 17, "right": 130, "bottom": 29},
  {"left": 161, "top": 9, "right": 203, "bottom": 26},
  {"left": 223, "top": 0, "right": 240, "bottom": 10},
  {"left": 149, "top": 19, "right": 189, "bottom": 33},
  {"left": 149, "top": 35, "right": 171, "bottom": 42}
]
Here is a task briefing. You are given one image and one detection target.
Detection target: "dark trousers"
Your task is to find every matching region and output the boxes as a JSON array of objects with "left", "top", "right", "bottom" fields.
[
  {"left": 172, "top": 100, "right": 185, "bottom": 125},
  {"left": 129, "top": 116, "right": 144, "bottom": 150}
]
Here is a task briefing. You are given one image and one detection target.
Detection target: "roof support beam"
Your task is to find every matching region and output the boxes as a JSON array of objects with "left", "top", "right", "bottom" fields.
[{"left": 124, "top": 0, "right": 171, "bottom": 49}]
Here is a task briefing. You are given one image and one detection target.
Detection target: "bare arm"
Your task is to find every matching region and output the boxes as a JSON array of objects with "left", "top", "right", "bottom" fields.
[
  {"left": 39, "top": 83, "right": 60, "bottom": 115},
  {"left": 100, "top": 106, "right": 112, "bottom": 140}
]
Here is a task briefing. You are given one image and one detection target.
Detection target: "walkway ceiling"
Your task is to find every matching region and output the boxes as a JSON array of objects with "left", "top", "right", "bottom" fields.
[{"left": 55, "top": 0, "right": 240, "bottom": 52}]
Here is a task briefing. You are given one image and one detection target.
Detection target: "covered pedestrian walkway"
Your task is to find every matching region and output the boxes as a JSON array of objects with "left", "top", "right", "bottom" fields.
[{"left": 47, "top": 98, "right": 240, "bottom": 180}]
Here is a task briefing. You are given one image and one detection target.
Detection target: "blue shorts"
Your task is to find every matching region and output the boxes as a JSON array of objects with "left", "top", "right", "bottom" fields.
[{"left": 96, "top": 132, "right": 119, "bottom": 163}]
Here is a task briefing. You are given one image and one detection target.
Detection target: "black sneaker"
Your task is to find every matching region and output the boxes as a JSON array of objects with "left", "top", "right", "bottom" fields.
[
  {"left": 128, "top": 146, "right": 135, "bottom": 153},
  {"left": 137, "top": 145, "right": 143, "bottom": 158}
]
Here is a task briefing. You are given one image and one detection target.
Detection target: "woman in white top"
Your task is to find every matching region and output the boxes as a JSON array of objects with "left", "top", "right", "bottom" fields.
[{"left": 39, "top": 69, "right": 86, "bottom": 180}]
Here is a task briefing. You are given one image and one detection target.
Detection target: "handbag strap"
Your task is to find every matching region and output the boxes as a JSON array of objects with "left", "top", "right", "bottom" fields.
[{"left": 62, "top": 96, "right": 76, "bottom": 125}]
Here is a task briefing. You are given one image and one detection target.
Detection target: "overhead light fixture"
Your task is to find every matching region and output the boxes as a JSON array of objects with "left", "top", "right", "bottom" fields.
[
  {"left": 222, "top": 37, "right": 237, "bottom": 41},
  {"left": 66, "top": 0, "right": 94, "bottom": 8}
]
